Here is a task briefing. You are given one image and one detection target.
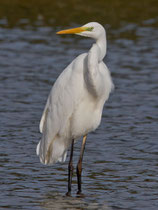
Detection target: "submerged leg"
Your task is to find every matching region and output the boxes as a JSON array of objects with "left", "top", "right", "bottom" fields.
[
  {"left": 76, "top": 135, "right": 87, "bottom": 195},
  {"left": 66, "top": 139, "right": 74, "bottom": 196}
]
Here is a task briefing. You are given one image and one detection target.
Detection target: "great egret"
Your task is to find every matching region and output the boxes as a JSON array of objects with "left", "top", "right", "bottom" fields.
[{"left": 36, "top": 22, "right": 114, "bottom": 195}]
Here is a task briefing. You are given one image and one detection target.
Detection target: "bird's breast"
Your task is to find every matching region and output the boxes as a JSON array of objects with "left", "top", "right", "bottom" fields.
[{"left": 71, "top": 95, "right": 103, "bottom": 139}]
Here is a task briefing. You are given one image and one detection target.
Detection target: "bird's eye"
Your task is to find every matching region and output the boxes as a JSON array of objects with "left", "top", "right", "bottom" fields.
[{"left": 86, "top": 27, "right": 94, "bottom": 32}]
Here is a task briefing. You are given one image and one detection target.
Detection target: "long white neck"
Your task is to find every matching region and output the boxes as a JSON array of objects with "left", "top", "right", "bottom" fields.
[
  {"left": 96, "top": 34, "right": 107, "bottom": 62},
  {"left": 86, "top": 32, "right": 107, "bottom": 97}
]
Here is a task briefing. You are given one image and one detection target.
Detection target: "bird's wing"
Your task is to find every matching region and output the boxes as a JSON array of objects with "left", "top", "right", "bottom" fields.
[
  {"left": 37, "top": 62, "right": 76, "bottom": 164},
  {"left": 39, "top": 53, "right": 88, "bottom": 136},
  {"left": 37, "top": 53, "right": 88, "bottom": 164},
  {"left": 39, "top": 63, "right": 75, "bottom": 135}
]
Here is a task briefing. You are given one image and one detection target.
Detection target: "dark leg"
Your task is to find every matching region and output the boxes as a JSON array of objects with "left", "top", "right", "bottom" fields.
[
  {"left": 66, "top": 139, "right": 74, "bottom": 196},
  {"left": 76, "top": 135, "right": 87, "bottom": 195}
]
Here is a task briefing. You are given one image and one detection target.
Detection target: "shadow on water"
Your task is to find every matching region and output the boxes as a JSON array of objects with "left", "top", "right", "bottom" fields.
[
  {"left": 40, "top": 192, "right": 112, "bottom": 210},
  {"left": 0, "top": 0, "right": 158, "bottom": 209}
]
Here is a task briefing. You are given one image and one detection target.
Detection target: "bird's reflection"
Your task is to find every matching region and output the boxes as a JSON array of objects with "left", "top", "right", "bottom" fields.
[{"left": 40, "top": 191, "right": 112, "bottom": 210}]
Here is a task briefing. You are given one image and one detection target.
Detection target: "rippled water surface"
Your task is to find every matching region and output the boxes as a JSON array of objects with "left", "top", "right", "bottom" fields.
[{"left": 0, "top": 10, "right": 158, "bottom": 210}]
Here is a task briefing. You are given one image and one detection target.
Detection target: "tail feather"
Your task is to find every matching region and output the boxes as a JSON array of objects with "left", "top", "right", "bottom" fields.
[
  {"left": 58, "top": 151, "right": 67, "bottom": 162},
  {"left": 36, "top": 136, "right": 68, "bottom": 165}
]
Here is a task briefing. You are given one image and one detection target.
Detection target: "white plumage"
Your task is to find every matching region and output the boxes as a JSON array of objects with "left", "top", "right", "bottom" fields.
[{"left": 36, "top": 22, "right": 114, "bottom": 165}]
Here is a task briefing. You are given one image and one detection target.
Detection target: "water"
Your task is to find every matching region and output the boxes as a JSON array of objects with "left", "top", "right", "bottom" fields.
[{"left": 0, "top": 14, "right": 158, "bottom": 210}]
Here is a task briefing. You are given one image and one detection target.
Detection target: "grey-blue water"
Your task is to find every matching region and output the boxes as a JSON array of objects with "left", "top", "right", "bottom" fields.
[{"left": 0, "top": 23, "right": 158, "bottom": 209}]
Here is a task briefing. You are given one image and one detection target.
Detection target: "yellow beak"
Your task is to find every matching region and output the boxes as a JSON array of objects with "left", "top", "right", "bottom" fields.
[{"left": 56, "top": 27, "right": 88, "bottom": 35}]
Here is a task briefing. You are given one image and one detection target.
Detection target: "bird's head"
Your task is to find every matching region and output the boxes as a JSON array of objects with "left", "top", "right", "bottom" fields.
[{"left": 57, "top": 22, "right": 105, "bottom": 40}]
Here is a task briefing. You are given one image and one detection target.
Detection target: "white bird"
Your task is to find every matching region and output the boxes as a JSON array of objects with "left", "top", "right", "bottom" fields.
[{"left": 36, "top": 22, "right": 114, "bottom": 195}]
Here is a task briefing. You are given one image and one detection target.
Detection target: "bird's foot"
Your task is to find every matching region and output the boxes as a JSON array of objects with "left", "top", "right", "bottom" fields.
[
  {"left": 76, "top": 190, "right": 84, "bottom": 197},
  {"left": 65, "top": 191, "right": 71, "bottom": 196}
]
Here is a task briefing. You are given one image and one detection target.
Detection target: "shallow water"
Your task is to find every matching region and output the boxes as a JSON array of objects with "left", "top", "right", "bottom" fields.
[{"left": 0, "top": 9, "right": 158, "bottom": 210}]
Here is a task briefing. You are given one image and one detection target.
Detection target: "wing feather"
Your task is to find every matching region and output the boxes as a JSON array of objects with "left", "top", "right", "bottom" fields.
[
  {"left": 37, "top": 53, "right": 89, "bottom": 164},
  {"left": 37, "top": 58, "right": 82, "bottom": 164}
]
